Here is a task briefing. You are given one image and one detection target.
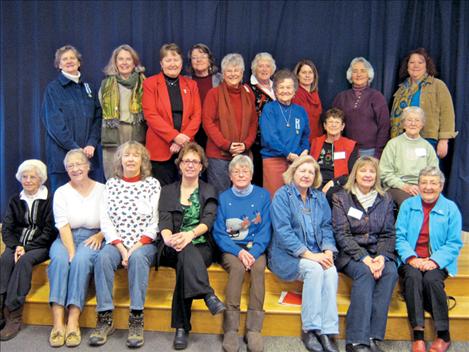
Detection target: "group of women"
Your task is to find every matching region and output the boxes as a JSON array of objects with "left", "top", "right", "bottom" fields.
[{"left": 0, "top": 42, "right": 462, "bottom": 352}]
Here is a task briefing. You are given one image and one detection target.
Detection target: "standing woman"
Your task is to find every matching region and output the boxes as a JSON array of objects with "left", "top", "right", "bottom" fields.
[
  {"left": 333, "top": 57, "right": 390, "bottom": 158},
  {"left": 203, "top": 53, "right": 258, "bottom": 194},
  {"left": 332, "top": 156, "right": 398, "bottom": 352},
  {"left": 0, "top": 160, "right": 56, "bottom": 341},
  {"left": 42, "top": 45, "right": 102, "bottom": 192},
  {"left": 48, "top": 149, "right": 105, "bottom": 347},
  {"left": 391, "top": 48, "right": 457, "bottom": 158},
  {"left": 292, "top": 59, "right": 323, "bottom": 140},
  {"left": 260, "top": 69, "right": 310, "bottom": 198},
  {"left": 100, "top": 44, "right": 146, "bottom": 179},
  {"left": 249, "top": 52, "right": 277, "bottom": 186},
  {"left": 142, "top": 43, "right": 202, "bottom": 186},
  {"left": 269, "top": 156, "right": 339, "bottom": 352},
  {"left": 158, "top": 142, "right": 225, "bottom": 350}
]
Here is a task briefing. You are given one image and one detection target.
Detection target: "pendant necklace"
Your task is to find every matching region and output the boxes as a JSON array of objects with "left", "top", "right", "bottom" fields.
[
  {"left": 278, "top": 102, "right": 292, "bottom": 127},
  {"left": 166, "top": 77, "right": 179, "bottom": 87}
]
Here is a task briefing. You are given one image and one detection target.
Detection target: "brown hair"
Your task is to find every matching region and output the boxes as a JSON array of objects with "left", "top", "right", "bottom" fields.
[
  {"left": 273, "top": 69, "right": 298, "bottom": 92},
  {"left": 174, "top": 142, "right": 208, "bottom": 172},
  {"left": 282, "top": 155, "right": 322, "bottom": 189},
  {"left": 54, "top": 45, "right": 82, "bottom": 69},
  {"left": 103, "top": 44, "right": 145, "bottom": 76},
  {"left": 343, "top": 156, "right": 385, "bottom": 195},
  {"left": 321, "top": 107, "right": 345, "bottom": 125},
  {"left": 398, "top": 48, "right": 438, "bottom": 82},
  {"left": 112, "top": 141, "right": 152, "bottom": 180},
  {"left": 159, "top": 43, "right": 183, "bottom": 61},
  {"left": 188, "top": 43, "right": 218, "bottom": 75},
  {"left": 293, "top": 59, "right": 319, "bottom": 92}
]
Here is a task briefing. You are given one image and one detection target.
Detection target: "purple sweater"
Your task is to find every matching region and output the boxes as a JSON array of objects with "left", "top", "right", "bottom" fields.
[{"left": 333, "top": 88, "right": 390, "bottom": 158}]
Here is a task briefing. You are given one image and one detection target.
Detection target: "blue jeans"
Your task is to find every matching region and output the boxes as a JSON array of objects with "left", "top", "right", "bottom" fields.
[
  {"left": 359, "top": 148, "right": 375, "bottom": 157},
  {"left": 297, "top": 259, "right": 339, "bottom": 334},
  {"left": 207, "top": 158, "right": 231, "bottom": 195},
  {"left": 48, "top": 228, "right": 102, "bottom": 310},
  {"left": 94, "top": 243, "right": 157, "bottom": 312},
  {"left": 342, "top": 260, "right": 398, "bottom": 345}
]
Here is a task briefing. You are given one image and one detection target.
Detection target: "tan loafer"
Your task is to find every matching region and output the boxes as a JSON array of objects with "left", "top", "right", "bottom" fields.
[
  {"left": 49, "top": 328, "right": 65, "bottom": 347},
  {"left": 65, "top": 328, "right": 81, "bottom": 347}
]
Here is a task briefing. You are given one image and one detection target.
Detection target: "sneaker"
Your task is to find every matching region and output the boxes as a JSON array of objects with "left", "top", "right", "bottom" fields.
[
  {"left": 88, "top": 311, "right": 115, "bottom": 346},
  {"left": 126, "top": 311, "right": 144, "bottom": 348}
]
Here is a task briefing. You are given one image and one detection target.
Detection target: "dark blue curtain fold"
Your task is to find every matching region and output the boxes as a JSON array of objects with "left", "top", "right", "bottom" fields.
[{"left": 1, "top": 0, "right": 468, "bottom": 229}]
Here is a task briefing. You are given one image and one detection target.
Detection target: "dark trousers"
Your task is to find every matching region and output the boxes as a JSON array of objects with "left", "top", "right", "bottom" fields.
[
  {"left": 0, "top": 247, "right": 49, "bottom": 311},
  {"left": 251, "top": 142, "right": 263, "bottom": 187},
  {"left": 151, "top": 157, "right": 179, "bottom": 187},
  {"left": 342, "top": 260, "right": 398, "bottom": 345},
  {"left": 159, "top": 242, "right": 214, "bottom": 331},
  {"left": 398, "top": 264, "right": 449, "bottom": 331}
]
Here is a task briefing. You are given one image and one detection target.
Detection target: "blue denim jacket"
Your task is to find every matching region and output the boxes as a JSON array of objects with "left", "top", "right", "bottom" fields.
[
  {"left": 42, "top": 73, "right": 101, "bottom": 173},
  {"left": 268, "top": 184, "right": 337, "bottom": 281}
]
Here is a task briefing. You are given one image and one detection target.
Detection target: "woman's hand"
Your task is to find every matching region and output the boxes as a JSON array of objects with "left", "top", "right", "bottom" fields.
[
  {"left": 14, "top": 246, "right": 25, "bottom": 263},
  {"left": 322, "top": 180, "right": 334, "bottom": 194},
  {"left": 287, "top": 153, "right": 299, "bottom": 162},
  {"left": 172, "top": 232, "right": 194, "bottom": 252},
  {"left": 436, "top": 139, "right": 448, "bottom": 158},
  {"left": 84, "top": 232, "right": 104, "bottom": 251},
  {"left": 114, "top": 243, "right": 129, "bottom": 268},
  {"left": 170, "top": 142, "right": 182, "bottom": 154},
  {"left": 304, "top": 251, "right": 333, "bottom": 269},
  {"left": 371, "top": 255, "right": 385, "bottom": 279},
  {"left": 300, "top": 149, "right": 309, "bottom": 156},
  {"left": 238, "top": 249, "right": 255, "bottom": 270},
  {"left": 401, "top": 184, "right": 420, "bottom": 196},
  {"left": 174, "top": 133, "right": 190, "bottom": 146},
  {"left": 128, "top": 241, "right": 143, "bottom": 259},
  {"left": 408, "top": 257, "right": 427, "bottom": 271},
  {"left": 68, "top": 247, "right": 76, "bottom": 263},
  {"left": 420, "top": 258, "right": 438, "bottom": 272},
  {"left": 83, "top": 145, "right": 95, "bottom": 158},
  {"left": 229, "top": 142, "right": 245, "bottom": 156}
]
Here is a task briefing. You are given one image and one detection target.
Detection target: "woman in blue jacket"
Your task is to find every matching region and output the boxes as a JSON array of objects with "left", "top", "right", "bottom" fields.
[
  {"left": 269, "top": 155, "right": 339, "bottom": 352},
  {"left": 396, "top": 166, "right": 462, "bottom": 352},
  {"left": 42, "top": 45, "right": 102, "bottom": 192}
]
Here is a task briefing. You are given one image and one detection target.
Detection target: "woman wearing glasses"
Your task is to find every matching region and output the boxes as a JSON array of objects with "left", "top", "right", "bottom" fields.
[{"left": 158, "top": 142, "right": 225, "bottom": 350}]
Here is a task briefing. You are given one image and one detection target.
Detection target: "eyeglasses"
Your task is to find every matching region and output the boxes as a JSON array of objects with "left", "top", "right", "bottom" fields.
[
  {"left": 181, "top": 159, "right": 201, "bottom": 166},
  {"left": 191, "top": 55, "right": 208, "bottom": 61},
  {"left": 231, "top": 169, "right": 251, "bottom": 176},
  {"left": 66, "top": 162, "right": 87, "bottom": 170}
]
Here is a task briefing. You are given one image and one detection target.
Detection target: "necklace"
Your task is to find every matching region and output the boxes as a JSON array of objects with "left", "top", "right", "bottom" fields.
[
  {"left": 278, "top": 102, "right": 292, "bottom": 127},
  {"left": 165, "top": 77, "right": 179, "bottom": 87}
]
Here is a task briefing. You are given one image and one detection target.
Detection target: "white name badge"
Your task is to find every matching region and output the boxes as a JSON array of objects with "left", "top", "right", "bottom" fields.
[
  {"left": 347, "top": 207, "right": 363, "bottom": 220},
  {"left": 334, "top": 151, "right": 346, "bottom": 160},
  {"left": 415, "top": 148, "right": 427, "bottom": 157}
]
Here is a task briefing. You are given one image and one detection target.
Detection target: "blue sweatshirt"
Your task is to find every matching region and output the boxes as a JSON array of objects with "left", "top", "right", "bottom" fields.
[
  {"left": 259, "top": 101, "right": 310, "bottom": 158},
  {"left": 213, "top": 185, "right": 271, "bottom": 259}
]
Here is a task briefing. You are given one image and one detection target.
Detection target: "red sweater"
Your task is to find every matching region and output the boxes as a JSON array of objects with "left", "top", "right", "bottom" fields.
[
  {"left": 310, "top": 135, "right": 356, "bottom": 178},
  {"left": 292, "top": 86, "right": 323, "bottom": 140},
  {"left": 203, "top": 84, "right": 258, "bottom": 160},
  {"left": 416, "top": 199, "right": 437, "bottom": 258}
]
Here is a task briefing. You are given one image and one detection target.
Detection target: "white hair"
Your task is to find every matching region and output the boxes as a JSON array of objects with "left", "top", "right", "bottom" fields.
[
  {"left": 15, "top": 159, "right": 48, "bottom": 185},
  {"left": 221, "top": 53, "right": 245, "bottom": 73},
  {"left": 346, "top": 57, "right": 375, "bottom": 84},
  {"left": 251, "top": 52, "right": 276, "bottom": 74},
  {"left": 419, "top": 166, "right": 445, "bottom": 185},
  {"left": 229, "top": 155, "right": 254, "bottom": 174},
  {"left": 401, "top": 106, "right": 426, "bottom": 124}
]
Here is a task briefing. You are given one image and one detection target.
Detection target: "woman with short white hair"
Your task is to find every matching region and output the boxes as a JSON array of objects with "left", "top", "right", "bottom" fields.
[
  {"left": 333, "top": 57, "right": 390, "bottom": 158},
  {"left": 0, "top": 160, "right": 56, "bottom": 341},
  {"left": 203, "top": 53, "right": 258, "bottom": 194}
]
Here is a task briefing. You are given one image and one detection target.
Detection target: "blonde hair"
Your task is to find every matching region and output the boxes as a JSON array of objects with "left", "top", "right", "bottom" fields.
[
  {"left": 282, "top": 155, "right": 322, "bottom": 189},
  {"left": 343, "top": 156, "right": 385, "bottom": 195},
  {"left": 103, "top": 44, "right": 145, "bottom": 76},
  {"left": 112, "top": 141, "right": 152, "bottom": 180}
]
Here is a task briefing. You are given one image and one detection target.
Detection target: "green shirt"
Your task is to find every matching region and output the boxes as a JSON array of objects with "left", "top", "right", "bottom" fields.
[{"left": 180, "top": 188, "right": 207, "bottom": 245}]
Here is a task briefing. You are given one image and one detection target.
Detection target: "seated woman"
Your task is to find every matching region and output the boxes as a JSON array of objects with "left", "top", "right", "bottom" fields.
[
  {"left": 269, "top": 155, "right": 339, "bottom": 352},
  {"left": 260, "top": 69, "right": 310, "bottom": 198},
  {"left": 379, "top": 106, "right": 438, "bottom": 206},
  {"left": 89, "top": 141, "right": 160, "bottom": 348},
  {"left": 203, "top": 53, "right": 258, "bottom": 194},
  {"left": 213, "top": 155, "right": 271, "bottom": 352},
  {"left": 311, "top": 108, "right": 358, "bottom": 204},
  {"left": 332, "top": 156, "right": 398, "bottom": 352},
  {"left": 0, "top": 160, "right": 56, "bottom": 341},
  {"left": 48, "top": 149, "right": 105, "bottom": 347},
  {"left": 396, "top": 166, "right": 462, "bottom": 352},
  {"left": 158, "top": 142, "right": 225, "bottom": 350}
]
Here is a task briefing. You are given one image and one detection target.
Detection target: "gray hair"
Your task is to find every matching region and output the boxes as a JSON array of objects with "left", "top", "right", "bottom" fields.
[
  {"left": 251, "top": 52, "right": 276, "bottom": 75},
  {"left": 63, "top": 149, "right": 90, "bottom": 169},
  {"left": 54, "top": 45, "right": 82, "bottom": 69},
  {"left": 113, "top": 141, "right": 152, "bottom": 180},
  {"left": 282, "top": 155, "right": 322, "bottom": 189},
  {"left": 419, "top": 166, "right": 445, "bottom": 185},
  {"left": 15, "top": 159, "right": 48, "bottom": 185},
  {"left": 273, "top": 69, "right": 299, "bottom": 93},
  {"left": 229, "top": 155, "right": 254, "bottom": 175},
  {"left": 346, "top": 57, "right": 375, "bottom": 84},
  {"left": 103, "top": 44, "right": 145, "bottom": 76},
  {"left": 401, "top": 106, "right": 426, "bottom": 124},
  {"left": 221, "top": 53, "right": 245, "bottom": 73}
]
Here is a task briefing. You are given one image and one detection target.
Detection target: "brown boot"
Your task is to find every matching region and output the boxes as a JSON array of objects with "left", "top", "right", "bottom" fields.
[
  {"left": 0, "top": 306, "right": 23, "bottom": 341},
  {"left": 222, "top": 310, "right": 240, "bottom": 352},
  {"left": 245, "top": 310, "right": 264, "bottom": 352}
]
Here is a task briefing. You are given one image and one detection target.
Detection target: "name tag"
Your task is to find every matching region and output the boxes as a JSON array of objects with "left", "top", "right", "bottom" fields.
[
  {"left": 347, "top": 207, "right": 363, "bottom": 220},
  {"left": 415, "top": 148, "right": 427, "bottom": 157},
  {"left": 334, "top": 151, "right": 346, "bottom": 160}
]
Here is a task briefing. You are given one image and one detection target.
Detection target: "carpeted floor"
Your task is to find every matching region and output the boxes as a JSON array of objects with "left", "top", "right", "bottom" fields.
[{"left": 1, "top": 326, "right": 468, "bottom": 351}]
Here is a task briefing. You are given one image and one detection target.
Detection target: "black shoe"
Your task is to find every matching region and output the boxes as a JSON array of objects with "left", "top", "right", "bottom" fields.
[
  {"left": 318, "top": 334, "right": 339, "bottom": 352},
  {"left": 173, "top": 328, "right": 189, "bottom": 350},
  {"left": 301, "top": 330, "right": 323, "bottom": 352},
  {"left": 204, "top": 293, "right": 226, "bottom": 315},
  {"left": 346, "top": 343, "right": 371, "bottom": 352},
  {"left": 369, "top": 338, "right": 384, "bottom": 352}
]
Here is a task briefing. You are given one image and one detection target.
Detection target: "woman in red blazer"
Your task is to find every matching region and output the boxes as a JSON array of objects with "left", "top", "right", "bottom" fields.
[{"left": 142, "top": 43, "right": 202, "bottom": 186}]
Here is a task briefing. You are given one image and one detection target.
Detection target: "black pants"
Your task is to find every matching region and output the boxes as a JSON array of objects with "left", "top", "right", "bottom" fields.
[
  {"left": 398, "top": 264, "right": 449, "bottom": 331},
  {"left": 159, "top": 242, "right": 214, "bottom": 331},
  {"left": 251, "top": 141, "right": 263, "bottom": 187},
  {"left": 0, "top": 247, "right": 49, "bottom": 311},
  {"left": 151, "top": 157, "right": 179, "bottom": 187}
]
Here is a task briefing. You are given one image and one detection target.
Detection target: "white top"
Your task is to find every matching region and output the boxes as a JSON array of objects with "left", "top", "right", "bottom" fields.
[
  {"left": 20, "top": 185, "right": 48, "bottom": 210},
  {"left": 53, "top": 182, "right": 105, "bottom": 230},
  {"left": 101, "top": 177, "right": 161, "bottom": 247},
  {"left": 250, "top": 74, "right": 276, "bottom": 100}
]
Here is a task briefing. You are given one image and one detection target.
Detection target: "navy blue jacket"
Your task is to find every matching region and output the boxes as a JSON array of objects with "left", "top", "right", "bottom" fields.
[{"left": 42, "top": 73, "right": 101, "bottom": 173}]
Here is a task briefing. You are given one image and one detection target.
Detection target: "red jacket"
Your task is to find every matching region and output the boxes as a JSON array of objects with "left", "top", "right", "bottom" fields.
[
  {"left": 311, "top": 135, "right": 356, "bottom": 178},
  {"left": 292, "top": 86, "right": 323, "bottom": 140},
  {"left": 142, "top": 73, "right": 201, "bottom": 161}
]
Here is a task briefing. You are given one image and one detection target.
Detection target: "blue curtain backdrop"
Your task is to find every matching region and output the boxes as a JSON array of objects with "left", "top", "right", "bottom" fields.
[{"left": 1, "top": 0, "right": 468, "bottom": 229}]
